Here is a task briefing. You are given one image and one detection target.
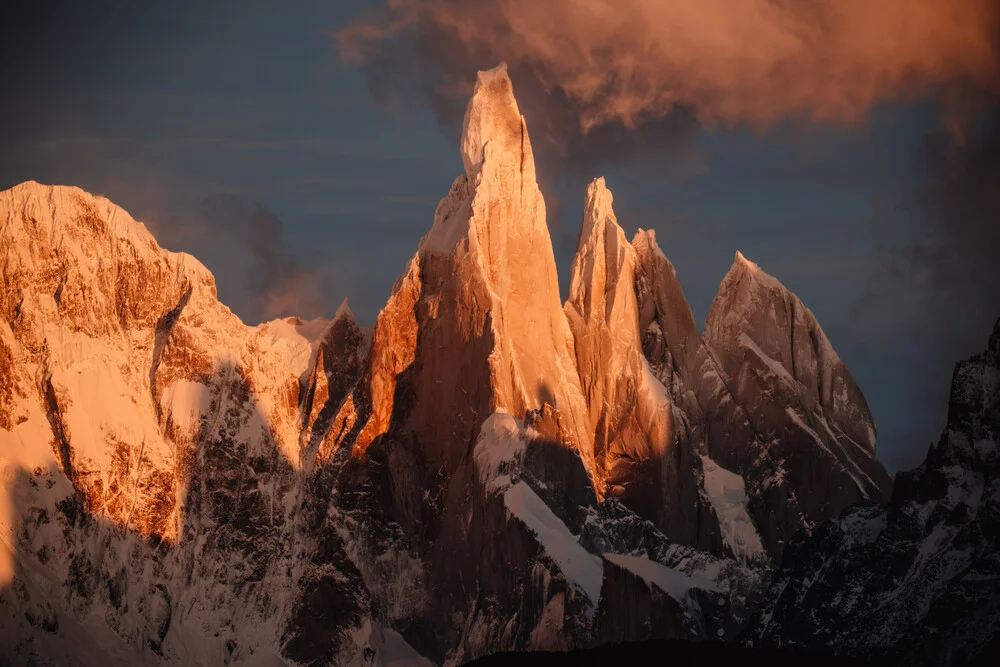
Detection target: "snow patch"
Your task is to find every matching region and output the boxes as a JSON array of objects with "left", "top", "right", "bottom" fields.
[
  {"left": 699, "top": 456, "right": 765, "bottom": 561},
  {"left": 974, "top": 439, "right": 997, "bottom": 458},
  {"left": 473, "top": 412, "right": 527, "bottom": 494},
  {"left": 371, "top": 624, "right": 433, "bottom": 667},
  {"left": 504, "top": 481, "right": 603, "bottom": 611},
  {"left": 838, "top": 509, "right": 888, "bottom": 548},
  {"left": 0, "top": 403, "right": 73, "bottom": 586},
  {"left": 739, "top": 333, "right": 797, "bottom": 388},
  {"left": 604, "top": 553, "right": 720, "bottom": 604},
  {"left": 47, "top": 331, "right": 167, "bottom": 472},
  {"left": 785, "top": 408, "right": 827, "bottom": 450},
  {"left": 254, "top": 318, "right": 318, "bottom": 376},
  {"left": 636, "top": 357, "right": 671, "bottom": 445},
  {"left": 161, "top": 380, "right": 212, "bottom": 435}
]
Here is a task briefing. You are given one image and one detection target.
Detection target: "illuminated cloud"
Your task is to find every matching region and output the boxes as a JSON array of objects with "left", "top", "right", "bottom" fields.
[{"left": 340, "top": 0, "right": 999, "bottom": 134}]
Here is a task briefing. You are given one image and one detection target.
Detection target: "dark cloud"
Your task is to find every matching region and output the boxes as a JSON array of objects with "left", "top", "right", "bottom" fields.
[
  {"left": 338, "top": 0, "right": 1000, "bottom": 242},
  {"left": 152, "top": 195, "right": 333, "bottom": 325},
  {"left": 848, "top": 101, "right": 1000, "bottom": 469},
  {"left": 915, "top": 110, "right": 1000, "bottom": 319},
  {"left": 871, "top": 102, "right": 1000, "bottom": 354}
]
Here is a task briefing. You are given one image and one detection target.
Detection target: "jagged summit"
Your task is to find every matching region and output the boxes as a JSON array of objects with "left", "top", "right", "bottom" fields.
[
  {"left": 460, "top": 62, "right": 532, "bottom": 179},
  {"left": 565, "top": 177, "right": 670, "bottom": 500},
  {"left": 705, "top": 244, "right": 891, "bottom": 518},
  {"left": 337, "top": 61, "right": 596, "bottom": 481},
  {"left": 582, "top": 176, "right": 615, "bottom": 223},
  {"left": 707, "top": 250, "right": 856, "bottom": 408},
  {"left": 715, "top": 250, "right": 783, "bottom": 305},
  {"left": 332, "top": 297, "right": 355, "bottom": 323},
  {"left": 733, "top": 250, "right": 757, "bottom": 271},
  {"left": 632, "top": 229, "right": 701, "bottom": 343},
  {"left": 566, "top": 177, "right": 631, "bottom": 328}
]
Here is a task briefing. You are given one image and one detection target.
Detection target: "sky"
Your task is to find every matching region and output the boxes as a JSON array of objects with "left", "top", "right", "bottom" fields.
[{"left": 1, "top": 1, "right": 997, "bottom": 472}]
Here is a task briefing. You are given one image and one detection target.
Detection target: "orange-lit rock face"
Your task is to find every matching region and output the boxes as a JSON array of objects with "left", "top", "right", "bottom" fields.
[
  {"left": 0, "top": 182, "right": 364, "bottom": 546},
  {"left": 564, "top": 178, "right": 670, "bottom": 501},
  {"left": 343, "top": 63, "right": 596, "bottom": 483},
  {"left": 346, "top": 254, "right": 421, "bottom": 457}
]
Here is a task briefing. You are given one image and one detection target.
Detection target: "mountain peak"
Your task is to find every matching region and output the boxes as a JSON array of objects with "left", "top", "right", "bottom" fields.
[
  {"left": 575, "top": 178, "right": 616, "bottom": 255},
  {"left": 565, "top": 177, "right": 670, "bottom": 500},
  {"left": 349, "top": 60, "right": 596, "bottom": 480},
  {"left": 333, "top": 297, "right": 355, "bottom": 324},
  {"left": 633, "top": 227, "right": 656, "bottom": 247},
  {"left": 567, "top": 177, "right": 632, "bottom": 327},
  {"left": 460, "top": 62, "right": 528, "bottom": 177},
  {"left": 584, "top": 177, "right": 614, "bottom": 226},
  {"left": 714, "top": 251, "right": 787, "bottom": 308},
  {"left": 733, "top": 250, "right": 759, "bottom": 274},
  {"left": 706, "top": 245, "right": 887, "bottom": 467}
]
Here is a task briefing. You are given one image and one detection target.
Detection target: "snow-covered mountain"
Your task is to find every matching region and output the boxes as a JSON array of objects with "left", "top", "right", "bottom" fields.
[{"left": 0, "top": 64, "right": 902, "bottom": 665}]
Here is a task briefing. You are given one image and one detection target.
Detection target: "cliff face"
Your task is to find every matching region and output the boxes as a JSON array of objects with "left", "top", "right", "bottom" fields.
[
  {"left": 704, "top": 252, "right": 893, "bottom": 526},
  {"left": 564, "top": 181, "right": 678, "bottom": 540},
  {"left": 0, "top": 64, "right": 899, "bottom": 666},
  {"left": 0, "top": 180, "right": 381, "bottom": 665},
  {"left": 631, "top": 230, "right": 767, "bottom": 557}
]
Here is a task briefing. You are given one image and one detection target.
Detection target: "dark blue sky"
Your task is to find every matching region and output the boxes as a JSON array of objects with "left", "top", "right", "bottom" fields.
[{"left": 2, "top": 1, "right": 995, "bottom": 472}]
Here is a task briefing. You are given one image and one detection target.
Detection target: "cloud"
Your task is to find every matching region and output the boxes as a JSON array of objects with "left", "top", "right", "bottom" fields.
[
  {"left": 863, "top": 104, "right": 1000, "bottom": 349},
  {"left": 848, "top": 103, "right": 1000, "bottom": 468},
  {"left": 151, "top": 195, "right": 334, "bottom": 325},
  {"left": 197, "top": 195, "right": 332, "bottom": 323},
  {"left": 914, "top": 110, "right": 1000, "bottom": 319},
  {"left": 338, "top": 0, "right": 999, "bottom": 241},
  {"left": 339, "top": 0, "right": 999, "bottom": 135},
  {"left": 338, "top": 2, "right": 711, "bottom": 184}
]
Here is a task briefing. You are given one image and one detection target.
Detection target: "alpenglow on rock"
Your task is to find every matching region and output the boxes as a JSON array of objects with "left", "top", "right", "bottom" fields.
[
  {"left": 564, "top": 178, "right": 670, "bottom": 510},
  {"left": 1, "top": 63, "right": 898, "bottom": 666},
  {"left": 0, "top": 181, "right": 379, "bottom": 664}
]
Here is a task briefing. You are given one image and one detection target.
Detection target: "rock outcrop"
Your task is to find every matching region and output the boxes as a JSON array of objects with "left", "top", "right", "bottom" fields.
[
  {"left": 316, "top": 63, "right": 605, "bottom": 661},
  {"left": 627, "top": 232, "right": 894, "bottom": 557},
  {"left": 631, "top": 229, "right": 766, "bottom": 557}
]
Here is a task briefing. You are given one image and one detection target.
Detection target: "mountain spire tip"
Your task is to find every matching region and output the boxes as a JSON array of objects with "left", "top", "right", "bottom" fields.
[
  {"left": 734, "top": 250, "right": 760, "bottom": 274},
  {"left": 461, "top": 62, "right": 526, "bottom": 177}
]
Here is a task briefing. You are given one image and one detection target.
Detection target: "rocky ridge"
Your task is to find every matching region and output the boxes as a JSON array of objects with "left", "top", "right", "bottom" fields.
[{"left": 750, "top": 318, "right": 1000, "bottom": 665}]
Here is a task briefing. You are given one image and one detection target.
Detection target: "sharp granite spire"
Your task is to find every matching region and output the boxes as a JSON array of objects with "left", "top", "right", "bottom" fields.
[
  {"left": 565, "top": 178, "right": 671, "bottom": 507},
  {"left": 342, "top": 63, "right": 595, "bottom": 483},
  {"left": 705, "top": 251, "right": 892, "bottom": 519}
]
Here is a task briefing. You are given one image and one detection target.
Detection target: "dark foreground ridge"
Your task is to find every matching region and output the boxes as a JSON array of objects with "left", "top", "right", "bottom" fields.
[
  {"left": 464, "top": 639, "right": 871, "bottom": 667},
  {"left": 467, "top": 635, "right": 1000, "bottom": 667}
]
